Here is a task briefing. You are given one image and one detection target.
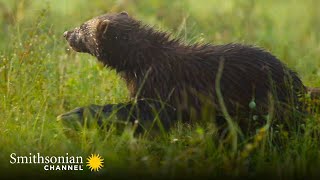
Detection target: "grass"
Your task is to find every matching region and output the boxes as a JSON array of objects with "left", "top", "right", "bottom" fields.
[{"left": 0, "top": 0, "right": 320, "bottom": 179}]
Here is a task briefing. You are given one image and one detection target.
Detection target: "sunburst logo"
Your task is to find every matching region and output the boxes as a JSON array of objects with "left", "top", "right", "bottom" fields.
[{"left": 86, "top": 154, "right": 104, "bottom": 172}]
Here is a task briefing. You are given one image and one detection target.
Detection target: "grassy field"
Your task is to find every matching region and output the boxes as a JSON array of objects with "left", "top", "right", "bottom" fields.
[{"left": 0, "top": 0, "right": 320, "bottom": 178}]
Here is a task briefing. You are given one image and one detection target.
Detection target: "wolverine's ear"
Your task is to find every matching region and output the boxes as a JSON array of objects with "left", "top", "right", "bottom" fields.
[
  {"left": 97, "top": 19, "right": 110, "bottom": 37},
  {"left": 120, "top": 11, "right": 128, "bottom": 16}
]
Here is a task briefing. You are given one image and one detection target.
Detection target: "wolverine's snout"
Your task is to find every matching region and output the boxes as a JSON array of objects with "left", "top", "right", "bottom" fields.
[
  {"left": 63, "top": 28, "right": 88, "bottom": 53},
  {"left": 63, "top": 30, "right": 75, "bottom": 40},
  {"left": 63, "top": 31, "right": 69, "bottom": 38}
]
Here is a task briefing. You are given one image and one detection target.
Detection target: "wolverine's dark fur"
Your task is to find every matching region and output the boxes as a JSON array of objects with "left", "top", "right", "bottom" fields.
[{"left": 61, "top": 12, "right": 310, "bottom": 132}]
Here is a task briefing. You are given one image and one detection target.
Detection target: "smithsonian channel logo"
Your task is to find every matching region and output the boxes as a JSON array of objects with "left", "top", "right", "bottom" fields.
[{"left": 9, "top": 153, "right": 104, "bottom": 172}]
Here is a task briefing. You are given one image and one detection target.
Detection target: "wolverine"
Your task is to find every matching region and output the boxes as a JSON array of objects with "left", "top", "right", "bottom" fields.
[{"left": 60, "top": 11, "right": 318, "bottom": 133}]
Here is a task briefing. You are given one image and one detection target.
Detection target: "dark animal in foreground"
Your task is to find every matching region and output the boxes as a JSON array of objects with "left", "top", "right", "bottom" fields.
[{"left": 60, "top": 12, "right": 319, "bottom": 133}]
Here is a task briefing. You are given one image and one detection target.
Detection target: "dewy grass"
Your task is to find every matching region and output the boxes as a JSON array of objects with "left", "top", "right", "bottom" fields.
[
  {"left": 0, "top": 0, "right": 320, "bottom": 178},
  {"left": 215, "top": 57, "right": 242, "bottom": 154}
]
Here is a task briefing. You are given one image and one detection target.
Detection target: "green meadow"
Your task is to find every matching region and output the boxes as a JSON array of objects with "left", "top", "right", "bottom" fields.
[{"left": 0, "top": 0, "right": 320, "bottom": 178}]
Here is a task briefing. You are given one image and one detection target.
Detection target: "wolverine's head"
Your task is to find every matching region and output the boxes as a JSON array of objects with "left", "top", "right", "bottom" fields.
[{"left": 63, "top": 11, "right": 140, "bottom": 61}]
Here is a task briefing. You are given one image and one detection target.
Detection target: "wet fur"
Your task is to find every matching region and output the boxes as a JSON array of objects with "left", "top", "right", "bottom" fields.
[{"left": 63, "top": 12, "right": 309, "bottom": 131}]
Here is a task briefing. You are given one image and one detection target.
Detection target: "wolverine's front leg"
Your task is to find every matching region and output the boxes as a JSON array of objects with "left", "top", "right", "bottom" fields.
[
  {"left": 57, "top": 100, "right": 176, "bottom": 132},
  {"left": 57, "top": 104, "right": 119, "bottom": 130}
]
